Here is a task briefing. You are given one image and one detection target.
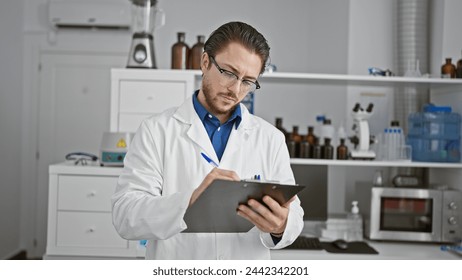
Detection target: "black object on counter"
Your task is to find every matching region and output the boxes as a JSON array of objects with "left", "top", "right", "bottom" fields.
[{"left": 321, "top": 241, "right": 379, "bottom": 254}]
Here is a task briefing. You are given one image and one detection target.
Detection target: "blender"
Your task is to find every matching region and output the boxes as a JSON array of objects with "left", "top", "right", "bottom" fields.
[{"left": 127, "top": 0, "right": 165, "bottom": 68}]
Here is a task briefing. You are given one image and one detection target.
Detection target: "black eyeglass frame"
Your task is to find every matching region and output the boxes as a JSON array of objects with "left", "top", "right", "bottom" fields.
[{"left": 209, "top": 56, "right": 261, "bottom": 91}]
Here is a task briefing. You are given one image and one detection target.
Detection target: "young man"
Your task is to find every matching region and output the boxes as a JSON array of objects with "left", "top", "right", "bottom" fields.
[{"left": 112, "top": 21, "right": 303, "bottom": 259}]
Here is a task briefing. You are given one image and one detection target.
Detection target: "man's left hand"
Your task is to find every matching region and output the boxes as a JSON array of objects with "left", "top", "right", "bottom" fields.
[{"left": 237, "top": 195, "right": 296, "bottom": 235}]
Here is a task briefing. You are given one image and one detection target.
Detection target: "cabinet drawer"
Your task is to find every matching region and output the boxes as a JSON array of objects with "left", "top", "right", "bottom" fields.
[
  {"left": 119, "top": 80, "right": 187, "bottom": 113},
  {"left": 58, "top": 175, "right": 118, "bottom": 212},
  {"left": 56, "top": 212, "right": 128, "bottom": 249}
]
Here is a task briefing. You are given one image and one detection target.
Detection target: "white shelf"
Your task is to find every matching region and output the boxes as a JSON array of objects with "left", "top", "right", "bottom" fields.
[
  {"left": 290, "top": 158, "right": 462, "bottom": 168},
  {"left": 49, "top": 162, "right": 123, "bottom": 176},
  {"left": 260, "top": 72, "right": 462, "bottom": 88},
  {"left": 114, "top": 69, "right": 462, "bottom": 88}
]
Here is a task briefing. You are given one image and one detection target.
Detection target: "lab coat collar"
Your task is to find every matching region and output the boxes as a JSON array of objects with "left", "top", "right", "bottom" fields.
[{"left": 173, "top": 95, "right": 258, "bottom": 163}]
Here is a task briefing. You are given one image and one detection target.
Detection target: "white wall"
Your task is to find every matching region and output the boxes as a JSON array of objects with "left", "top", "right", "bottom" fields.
[
  {"left": 440, "top": 0, "right": 462, "bottom": 69},
  {"left": 156, "top": 0, "right": 348, "bottom": 73},
  {"left": 337, "top": 0, "right": 395, "bottom": 212},
  {"left": 0, "top": 0, "right": 23, "bottom": 259}
]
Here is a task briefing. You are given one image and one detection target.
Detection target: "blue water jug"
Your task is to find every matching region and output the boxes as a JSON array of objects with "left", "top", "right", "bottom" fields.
[{"left": 407, "top": 104, "right": 461, "bottom": 162}]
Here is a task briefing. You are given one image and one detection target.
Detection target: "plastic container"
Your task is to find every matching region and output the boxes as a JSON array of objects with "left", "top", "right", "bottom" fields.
[
  {"left": 321, "top": 118, "right": 335, "bottom": 145},
  {"left": 346, "top": 201, "right": 363, "bottom": 242},
  {"left": 407, "top": 104, "right": 461, "bottom": 162},
  {"left": 378, "top": 121, "right": 410, "bottom": 161},
  {"left": 315, "top": 115, "right": 325, "bottom": 144}
]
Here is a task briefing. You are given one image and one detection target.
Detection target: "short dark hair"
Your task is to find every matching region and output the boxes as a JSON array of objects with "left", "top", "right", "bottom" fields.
[{"left": 204, "top": 21, "right": 270, "bottom": 74}]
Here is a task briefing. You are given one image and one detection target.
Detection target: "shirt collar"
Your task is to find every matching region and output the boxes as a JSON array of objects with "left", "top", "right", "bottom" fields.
[{"left": 192, "top": 90, "right": 242, "bottom": 129}]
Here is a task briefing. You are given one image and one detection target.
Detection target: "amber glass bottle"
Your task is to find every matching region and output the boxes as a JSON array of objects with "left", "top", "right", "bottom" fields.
[
  {"left": 189, "top": 35, "right": 205, "bottom": 70},
  {"left": 289, "top": 126, "right": 303, "bottom": 158},
  {"left": 312, "top": 138, "right": 322, "bottom": 159},
  {"left": 287, "top": 139, "right": 296, "bottom": 158},
  {"left": 275, "top": 118, "right": 289, "bottom": 143},
  {"left": 337, "top": 138, "right": 349, "bottom": 160},
  {"left": 322, "top": 138, "right": 334, "bottom": 159},
  {"left": 172, "top": 32, "right": 189, "bottom": 69},
  {"left": 457, "top": 50, "right": 462, "bottom": 78},
  {"left": 305, "top": 126, "right": 316, "bottom": 145},
  {"left": 300, "top": 126, "right": 316, "bottom": 158},
  {"left": 441, "top": 58, "right": 456, "bottom": 78},
  {"left": 300, "top": 140, "right": 311, "bottom": 158}
]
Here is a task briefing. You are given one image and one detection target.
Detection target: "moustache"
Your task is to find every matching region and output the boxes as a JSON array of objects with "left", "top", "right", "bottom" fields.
[{"left": 218, "top": 92, "right": 238, "bottom": 102}]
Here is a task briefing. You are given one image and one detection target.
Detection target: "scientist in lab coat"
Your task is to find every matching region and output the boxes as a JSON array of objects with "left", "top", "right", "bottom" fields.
[{"left": 112, "top": 21, "right": 304, "bottom": 260}]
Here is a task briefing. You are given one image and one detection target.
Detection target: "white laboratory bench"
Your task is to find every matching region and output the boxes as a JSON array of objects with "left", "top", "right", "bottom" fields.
[{"left": 271, "top": 241, "right": 461, "bottom": 260}]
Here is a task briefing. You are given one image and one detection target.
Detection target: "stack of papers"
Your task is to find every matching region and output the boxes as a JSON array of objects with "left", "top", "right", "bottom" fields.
[{"left": 317, "top": 213, "right": 363, "bottom": 241}]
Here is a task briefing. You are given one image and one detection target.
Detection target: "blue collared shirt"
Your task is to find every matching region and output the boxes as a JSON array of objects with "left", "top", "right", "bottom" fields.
[
  {"left": 192, "top": 91, "right": 242, "bottom": 161},
  {"left": 193, "top": 91, "right": 282, "bottom": 245}
]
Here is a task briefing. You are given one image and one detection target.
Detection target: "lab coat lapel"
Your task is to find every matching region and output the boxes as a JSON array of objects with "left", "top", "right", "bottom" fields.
[
  {"left": 173, "top": 96, "right": 218, "bottom": 163},
  {"left": 220, "top": 104, "right": 256, "bottom": 171}
]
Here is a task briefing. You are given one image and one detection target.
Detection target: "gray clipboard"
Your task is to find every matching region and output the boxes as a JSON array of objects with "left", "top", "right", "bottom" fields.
[{"left": 183, "top": 179, "right": 306, "bottom": 233}]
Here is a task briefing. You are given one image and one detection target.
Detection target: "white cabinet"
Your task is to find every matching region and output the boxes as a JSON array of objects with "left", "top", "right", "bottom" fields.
[
  {"left": 45, "top": 163, "right": 144, "bottom": 259},
  {"left": 110, "top": 69, "right": 200, "bottom": 132}
]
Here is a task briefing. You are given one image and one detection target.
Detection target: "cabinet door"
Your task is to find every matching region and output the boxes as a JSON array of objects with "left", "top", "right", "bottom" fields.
[
  {"left": 118, "top": 80, "right": 188, "bottom": 132},
  {"left": 111, "top": 70, "right": 195, "bottom": 132},
  {"left": 37, "top": 52, "right": 126, "bottom": 257}
]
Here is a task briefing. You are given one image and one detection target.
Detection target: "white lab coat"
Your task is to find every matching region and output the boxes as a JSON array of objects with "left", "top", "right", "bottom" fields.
[{"left": 111, "top": 95, "right": 304, "bottom": 259}]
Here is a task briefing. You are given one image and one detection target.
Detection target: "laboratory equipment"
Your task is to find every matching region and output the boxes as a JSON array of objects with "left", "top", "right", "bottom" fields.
[
  {"left": 126, "top": 0, "right": 165, "bottom": 68},
  {"left": 349, "top": 103, "right": 376, "bottom": 160},
  {"left": 100, "top": 132, "right": 134, "bottom": 166}
]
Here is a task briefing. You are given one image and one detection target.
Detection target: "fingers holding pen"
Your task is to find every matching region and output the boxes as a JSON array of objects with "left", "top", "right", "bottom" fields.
[
  {"left": 209, "top": 168, "right": 240, "bottom": 182},
  {"left": 189, "top": 168, "right": 240, "bottom": 206}
]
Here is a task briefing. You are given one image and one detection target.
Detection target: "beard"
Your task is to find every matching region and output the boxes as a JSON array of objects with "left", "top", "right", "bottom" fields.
[{"left": 201, "top": 75, "right": 239, "bottom": 116}]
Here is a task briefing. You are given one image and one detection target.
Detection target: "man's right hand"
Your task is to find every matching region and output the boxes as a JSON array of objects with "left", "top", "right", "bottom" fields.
[{"left": 189, "top": 168, "right": 240, "bottom": 206}]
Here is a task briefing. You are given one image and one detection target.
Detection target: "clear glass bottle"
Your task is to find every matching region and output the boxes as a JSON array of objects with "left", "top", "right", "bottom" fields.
[
  {"left": 441, "top": 58, "right": 456, "bottom": 78},
  {"left": 188, "top": 35, "right": 205, "bottom": 70},
  {"left": 171, "top": 32, "right": 189, "bottom": 69}
]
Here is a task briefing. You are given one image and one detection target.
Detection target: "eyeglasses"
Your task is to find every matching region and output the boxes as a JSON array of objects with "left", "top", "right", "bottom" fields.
[{"left": 209, "top": 56, "right": 261, "bottom": 93}]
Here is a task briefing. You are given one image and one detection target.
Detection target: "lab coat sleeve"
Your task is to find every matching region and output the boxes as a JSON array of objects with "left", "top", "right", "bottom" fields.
[
  {"left": 259, "top": 131, "right": 304, "bottom": 249},
  {"left": 111, "top": 120, "right": 194, "bottom": 241}
]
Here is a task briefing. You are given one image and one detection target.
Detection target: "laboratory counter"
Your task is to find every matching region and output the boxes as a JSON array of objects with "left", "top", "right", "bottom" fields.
[{"left": 271, "top": 240, "right": 462, "bottom": 260}]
